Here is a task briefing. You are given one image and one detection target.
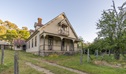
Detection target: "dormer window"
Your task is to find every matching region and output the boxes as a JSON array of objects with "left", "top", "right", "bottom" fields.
[
  {"left": 58, "top": 21, "right": 69, "bottom": 36},
  {"left": 62, "top": 24, "right": 66, "bottom": 30}
]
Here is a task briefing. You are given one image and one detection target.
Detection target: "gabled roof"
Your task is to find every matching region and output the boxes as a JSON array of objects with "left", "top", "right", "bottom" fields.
[
  {"left": 27, "top": 12, "right": 79, "bottom": 42},
  {"left": 38, "top": 12, "right": 78, "bottom": 39}
]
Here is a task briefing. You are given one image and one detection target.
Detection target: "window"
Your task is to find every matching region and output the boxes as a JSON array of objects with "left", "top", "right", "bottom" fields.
[
  {"left": 59, "top": 23, "right": 68, "bottom": 36},
  {"left": 17, "top": 45, "right": 20, "bottom": 48},
  {"left": 35, "top": 36, "right": 37, "bottom": 47},
  {"left": 62, "top": 25, "right": 66, "bottom": 30},
  {"left": 48, "top": 36, "right": 53, "bottom": 50},
  {"left": 32, "top": 39, "right": 33, "bottom": 48}
]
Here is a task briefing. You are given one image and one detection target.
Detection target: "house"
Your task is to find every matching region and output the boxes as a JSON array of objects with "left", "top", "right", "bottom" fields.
[
  {"left": 13, "top": 39, "right": 26, "bottom": 50},
  {"left": 26, "top": 12, "right": 80, "bottom": 56},
  {"left": 0, "top": 41, "right": 11, "bottom": 49}
]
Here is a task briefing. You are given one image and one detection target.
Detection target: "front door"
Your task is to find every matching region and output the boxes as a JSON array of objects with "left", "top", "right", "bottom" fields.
[
  {"left": 48, "top": 36, "right": 53, "bottom": 50},
  {"left": 61, "top": 39, "right": 65, "bottom": 51},
  {"left": 69, "top": 40, "right": 74, "bottom": 51}
]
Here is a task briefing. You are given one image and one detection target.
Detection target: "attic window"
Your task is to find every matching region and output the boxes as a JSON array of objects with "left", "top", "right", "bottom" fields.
[
  {"left": 61, "top": 25, "right": 67, "bottom": 30},
  {"left": 58, "top": 22, "right": 67, "bottom": 27},
  {"left": 62, "top": 23, "right": 67, "bottom": 27}
]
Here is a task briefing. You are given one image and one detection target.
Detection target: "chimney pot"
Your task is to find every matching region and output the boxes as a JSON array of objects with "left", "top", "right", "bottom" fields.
[{"left": 38, "top": 18, "right": 42, "bottom": 24}]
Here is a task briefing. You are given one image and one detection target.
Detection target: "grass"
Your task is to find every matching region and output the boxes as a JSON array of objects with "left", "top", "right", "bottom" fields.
[
  {"left": 0, "top": 49, "right": 77, "bottom": 74},
  {"left": 94, "top": 54, "right": 126, "bottom": 67},
  {"left": 43, "top": 53, "right": 126, "bottom": 74},
  {"left": 0, "top": 50, "right": 43, "bottom": 74},
  {"left": 19, "top": 51, "right": 77, "bottom": 74},
  {"left": 1, "top": 49, "right": 126, "bottom": 74}
]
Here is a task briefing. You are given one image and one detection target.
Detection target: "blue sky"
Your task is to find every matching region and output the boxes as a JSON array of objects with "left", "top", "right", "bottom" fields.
[{"left": 0, "top": 0, "right": 125, "bottom": 42}]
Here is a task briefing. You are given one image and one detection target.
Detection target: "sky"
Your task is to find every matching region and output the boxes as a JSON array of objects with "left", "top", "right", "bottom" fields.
[{"left": 0, "top": 0, "right": 125, "bottom": 43}]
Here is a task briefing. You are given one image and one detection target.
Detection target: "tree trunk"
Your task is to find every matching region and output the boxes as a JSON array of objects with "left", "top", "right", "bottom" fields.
[{"left": 114, "top": 48, "right": 120, "bottom": 60}]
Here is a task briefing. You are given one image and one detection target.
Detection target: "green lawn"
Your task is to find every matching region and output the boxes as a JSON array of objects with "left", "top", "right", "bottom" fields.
[
  {"left": 0, "top": 49, "right": 77, "bottom": 74},
  {"left": 1, "top": 49, "right": 126, "bottom": 74},
  {"left": 44, "top": 54, "right": 126, "bottom": 74},
  {"left": 0, "top": 50, "right": 44, "bottom": 74}
]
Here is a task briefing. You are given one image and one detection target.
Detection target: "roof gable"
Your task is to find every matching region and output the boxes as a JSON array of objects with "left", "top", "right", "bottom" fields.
[{"left": 39, "top": 12, "right": 78, "bottom": 39}]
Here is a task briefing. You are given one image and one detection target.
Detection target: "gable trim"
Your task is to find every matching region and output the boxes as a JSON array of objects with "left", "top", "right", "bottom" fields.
[
  {"left": 63, "top": 13, "right": 78, "bottom": 39},
  {"left": 38, "top": 12, "right": 78, "bottom": 39}
]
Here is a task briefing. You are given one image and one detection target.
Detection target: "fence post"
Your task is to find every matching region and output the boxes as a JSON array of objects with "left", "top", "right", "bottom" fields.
[
  {"left": 14, "top": 51, "right": 19, "bottom": 74},
  {"left": 96, "top": 50, "right": 98, "bottom": 58},
  {"left": 80, "top": 48, "right": 83, "bottom": 64},
  {"left": 1, "top": 45, "right": 4, "bottom": 65},
  {"left": 87, "top": 49, "right": 90, "bottom": 62},
  {"left": 109, "top": 49, "right": 111, "bottom": 56}
]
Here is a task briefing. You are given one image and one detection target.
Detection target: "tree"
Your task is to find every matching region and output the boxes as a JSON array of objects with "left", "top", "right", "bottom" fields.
[
  {"left": 0, "top": 19, "right": 30, "bottom": 43},
  {"left": 97, "top": 1, "right": 126, "bottom": 60},
  {"left": 22, "top": 26, "right": 28, "bottom": 30},
  {"left": 0, "top": 26, "right": 6, "bottom": 35},
  {"left": 78, "top": 36, "right": 84, "bottom": 48},
  {"left": 0, "top": 19, "right": 3, "bottom": 24},
  {"left": 19, "top": 27, "right": 30, "bottom": 40},
  {"left": 6, "top": 30, "right": 18, "bottom": 44},
  {"left": 18, "top": 29, "right": 30, "bottom": 40},
  {"left": 5, "top": 21, "right": 18, "bottom": 29}
]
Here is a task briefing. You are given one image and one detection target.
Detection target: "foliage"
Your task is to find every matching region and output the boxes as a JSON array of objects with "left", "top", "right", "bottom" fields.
[
  {"left": 96, "top": 1, "right": 126, "bottom": 60},
  {"left": 88, "top": 38, "right": 113, "bottom": 51},
  {"left": 4, "top": 21, "right": 18, "bottom": 29},
  {"left": 18, "top": 29, "right": 30, "bottom": 40},
  {"left": 49, "top": 54, "right": 59, "bottom": 58},
  {"left": 22, "top": 26, "right": 28, "bottom": 30},
  {"left": 0, "top": 26, "right": 6, "bottom": 35},
  {"left": 78, "top": 36, "right": 90, "bottom": 49},
  {"left": 0, "top": 19, "right": 30, "bottom": 43}
]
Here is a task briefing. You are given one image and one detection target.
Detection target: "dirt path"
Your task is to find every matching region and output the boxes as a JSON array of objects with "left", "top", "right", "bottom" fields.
[
  {"left": 27, "top": 58, "right": 87, "bottom": 74},
  {"left": 42, "top": 60, "right": 87, "bottom": 74},
  {"left": 26, "top": 62, "right": 54, "bottom": 74}
]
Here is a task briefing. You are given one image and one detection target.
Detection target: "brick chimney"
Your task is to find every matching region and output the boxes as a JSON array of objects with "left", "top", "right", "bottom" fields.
[{"left": 38, "top": 18, "right": 42, "bottom": 24}]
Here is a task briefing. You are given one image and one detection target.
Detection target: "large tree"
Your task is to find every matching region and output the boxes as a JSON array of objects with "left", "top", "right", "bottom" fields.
[
  {"left": 97, "top": 1, "right": 126, "bottom": 60},
  {"left": 0, "top": 20, "right": 30, "bottom": 44},
  {"left": 0, "top": 26, "right": 6, "bottom": 35},
  {"left": 4, "top": 30, "right": 18, "bottom": 44},
  {"left": 18, "top": 29, "right": 30, "bottom": 40},
  {"left": 4, "top": 21, "right": 18, "bottom": 29}
]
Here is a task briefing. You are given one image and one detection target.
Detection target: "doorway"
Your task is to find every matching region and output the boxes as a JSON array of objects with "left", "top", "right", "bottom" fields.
[
  {"left": 48, "top": 36, "right": 53, "bottom": 50},
  {"left": 69, "top": 40, "right": 74, "bottom": 51},
  {"left": 61, "top": 39, "right": 65, "bottom": 51}
]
